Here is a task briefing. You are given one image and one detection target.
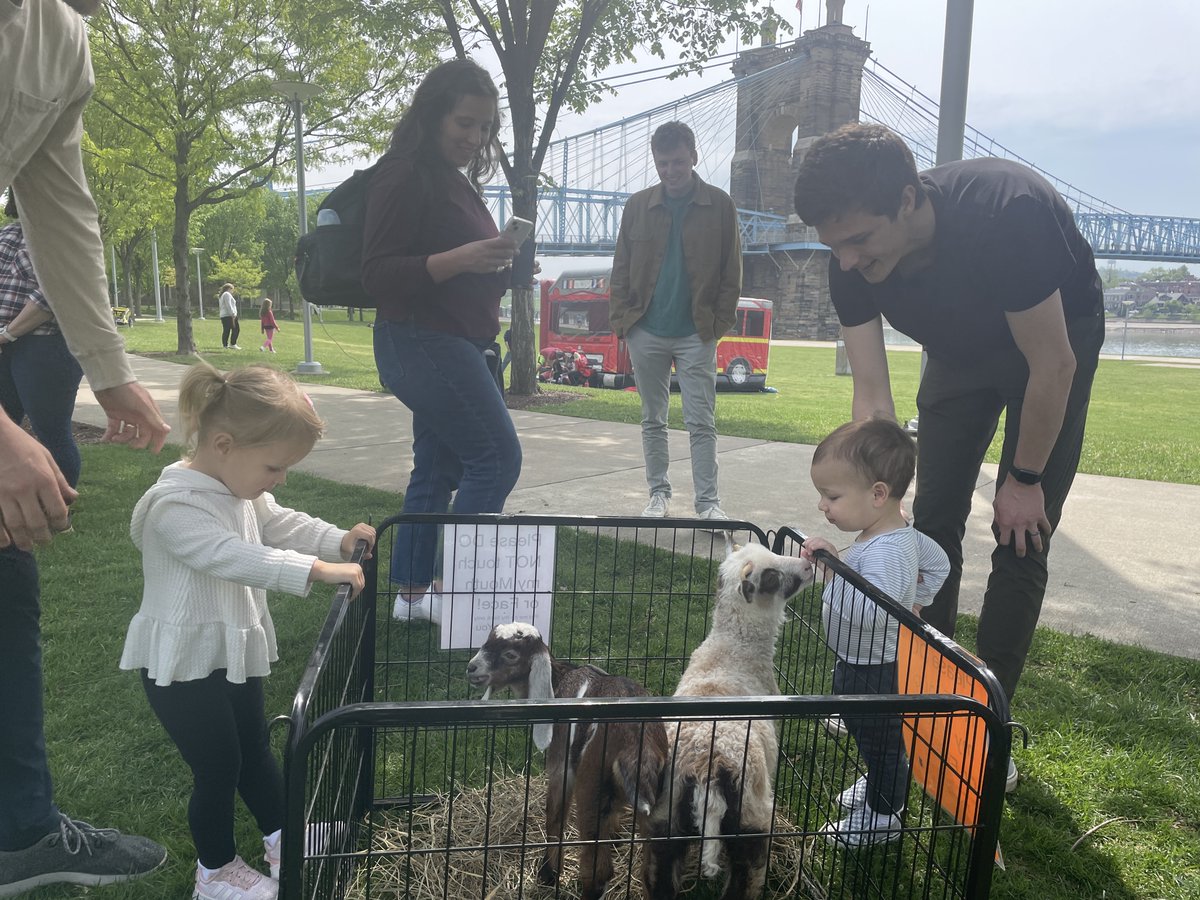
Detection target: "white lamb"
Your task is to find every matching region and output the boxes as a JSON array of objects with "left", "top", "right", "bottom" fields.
[{"left": 642, "top": 541, "right": 814, "bottom": 900}]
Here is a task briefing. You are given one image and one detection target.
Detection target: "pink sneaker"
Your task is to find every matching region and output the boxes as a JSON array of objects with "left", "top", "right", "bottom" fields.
[{"left": 194, "top": 857, "right": 277, "bottom": 899}]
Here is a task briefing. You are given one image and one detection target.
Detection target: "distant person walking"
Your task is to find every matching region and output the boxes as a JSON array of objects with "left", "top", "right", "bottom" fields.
[
  {"left": 259, "top": 298, "right": 278, "bottom": 353},
  {"left": 219, "top": 283, "right": 241, "bottom": 349},
  {"left": 362, "top": 59, "right": 522, "bottom": 624},
  {"left": 793, "top": 123, "right": 1105, "bottom": 789},
  {"left": 609, "top": 121, "right": 742, "bottom": 521}
]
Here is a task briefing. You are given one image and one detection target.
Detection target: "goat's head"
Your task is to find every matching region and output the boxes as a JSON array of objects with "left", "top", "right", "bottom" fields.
[
  {"left": 717, "top": 542, "right": 814, "bottom": 619},
  {"left": 467, "top": 622, "right": 555, "bottom": 750}
]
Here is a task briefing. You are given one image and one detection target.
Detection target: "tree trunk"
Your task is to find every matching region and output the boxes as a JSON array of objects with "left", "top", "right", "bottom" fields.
[
  {"left": 172, "top": 185, "right": 195, "bottom": 354},
  {"left": 507, "top": 163, "right": 539, "bottom": 395}
]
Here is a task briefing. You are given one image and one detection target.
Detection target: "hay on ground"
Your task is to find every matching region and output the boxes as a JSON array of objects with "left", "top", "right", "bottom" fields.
[{"left": 345, "top": 771, "right": 817, "bottom": 899}]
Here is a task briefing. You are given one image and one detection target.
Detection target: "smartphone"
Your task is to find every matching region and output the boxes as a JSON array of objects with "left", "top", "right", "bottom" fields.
[{"left": 502, "top": 215, "right": 534, "bottom": 246}]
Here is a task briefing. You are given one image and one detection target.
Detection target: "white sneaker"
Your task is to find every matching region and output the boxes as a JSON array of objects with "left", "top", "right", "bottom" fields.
[
  {"left": 697, "top": 506, "right": 729, "bottom": 521},
  {"left": 264, "top": 823, "right": 347, "bottom": 880},
  {"left": 835, "top": 776, "right": 905, "bottom": 816},
  {"left": 823, "top": 715, "right": 849, "bottom": 738},
  {"left": 835, "top": 776, "right": 868, "bottom": 813},
  {"left": 1006, "top": 756, "right": 1018, "bottom": 793},
  {"left": 231, "top": 345, "right": 242, "bottom": 350},
  {"left": 194, "top": 857, "right": 277, "bottom": 900},
  {"left": 392, "top": 587, "right": 441, "bottom": 624},
  {"left": 821, "top": 804, "right": 902, "bottom": 848},
  {"left": 642, "top": 493, "right": 670, "bottom": 517}
]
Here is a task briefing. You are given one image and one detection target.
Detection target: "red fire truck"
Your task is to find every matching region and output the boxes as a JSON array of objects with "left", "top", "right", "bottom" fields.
[{"left": 538, "top": 268, "right": 773, "bottom": 391}]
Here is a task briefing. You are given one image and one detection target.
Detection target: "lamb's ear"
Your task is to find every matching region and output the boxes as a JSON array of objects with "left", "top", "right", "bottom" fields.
[
  {"left": 740, "top": 560, "right": 756, "bottom": 602},
  {"left": 528, "top": 646, "right": 555, "bottom": 751}
]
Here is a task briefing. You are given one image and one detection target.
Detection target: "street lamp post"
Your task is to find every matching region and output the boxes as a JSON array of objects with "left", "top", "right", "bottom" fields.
[
  {"left": 1121, "top": 300, "right": 1134, "bottom": 360},
  {"left": 190, "top": 247, "right": 205, "bottom": 319},
  {"left": 907, "top": 0, "right": 975, "bottom": 435},
  {"left": 272, "top": 79, "right": 325, "bottom": 375},
  {"left": 150, "top": 230, "right": 164, "bottom": 321}
]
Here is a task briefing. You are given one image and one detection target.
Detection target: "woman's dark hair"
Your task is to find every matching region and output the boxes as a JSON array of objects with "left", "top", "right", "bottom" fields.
[
  {"left": 3, "top": 188, "right": 16, "bottom": 220},
  {"left": 793, "top": 123, "right": 926, "bottom": 227},
  {"left": 389, "top": 58, "right": 502, "bottom": 190}
]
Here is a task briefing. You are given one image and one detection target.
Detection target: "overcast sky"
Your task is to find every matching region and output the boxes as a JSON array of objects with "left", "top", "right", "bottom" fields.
[{"left": 550, "top": 0, "right": 1200, "bottom": 219}]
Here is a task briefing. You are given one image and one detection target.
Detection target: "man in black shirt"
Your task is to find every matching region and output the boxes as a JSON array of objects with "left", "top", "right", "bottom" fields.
[{"left": 794, "top": 124, "right": 1104, "bottom": 787}]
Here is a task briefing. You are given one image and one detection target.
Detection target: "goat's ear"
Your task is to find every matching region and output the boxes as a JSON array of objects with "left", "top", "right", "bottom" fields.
[
  {"left": 528, "top": 646, "right": 555, "bottom": 751},
  {"left": 528, "top": 646, "right": 554, "bottom": 700},
  {"left": 533, "top": 722, "right": 554, "bottom": 752}
]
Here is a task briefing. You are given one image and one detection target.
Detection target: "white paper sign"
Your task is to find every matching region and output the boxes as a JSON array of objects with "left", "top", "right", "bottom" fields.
[{"left": 439, "top": 524, "right": 556, "bottom": 650}]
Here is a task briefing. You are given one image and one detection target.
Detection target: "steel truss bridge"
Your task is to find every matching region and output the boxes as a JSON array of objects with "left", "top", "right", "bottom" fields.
[
  {"left": 483, "top": 184, "right": 1200, "bottom": 263},
  {"left": 478, "top": 55, "right": 1199, "bottom": 263}
]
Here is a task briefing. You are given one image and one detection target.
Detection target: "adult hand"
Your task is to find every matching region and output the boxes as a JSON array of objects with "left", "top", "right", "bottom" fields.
[
  {"left": 0, "top": 420, "right": 77, "bottom": 550},
  {"left": 95, "top": 381, "right": 171, "bottom": 451},
  {"left": 456, "top": 236, "right": 519, "bottom": 275},
  {"left": 992, "top": 477, "right": 1051, "bottom": 558}
]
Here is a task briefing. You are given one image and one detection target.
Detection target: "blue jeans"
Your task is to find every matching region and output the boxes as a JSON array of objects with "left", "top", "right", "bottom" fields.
[
  {"left": 0, "top": 547, "right": 61, "bottom": 850},
  {"left": 0, "top": 332, "right": 83, "bottom": 851},
  {"left": 0, "top": 331, "right": 84, "bottom": 487},
  {"left": 374, "top": 321, "right": 522, "bottom": 587}
]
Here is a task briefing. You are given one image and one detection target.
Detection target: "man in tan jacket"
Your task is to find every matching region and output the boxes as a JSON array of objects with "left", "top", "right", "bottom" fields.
[
  {"left": 609, "top": 121, "right": 742, "bottom": 519},
  {"left": 1, "top": 1, "right": 170, "bottom": 894}
]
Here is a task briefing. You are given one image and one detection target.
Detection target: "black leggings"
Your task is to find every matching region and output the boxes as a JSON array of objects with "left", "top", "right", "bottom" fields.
[
  {"left": 221, "top": 316, "right": 240, "bottom": 347},
  {"left": 141, "top": 670, "right": 283, "bottom": 868}
]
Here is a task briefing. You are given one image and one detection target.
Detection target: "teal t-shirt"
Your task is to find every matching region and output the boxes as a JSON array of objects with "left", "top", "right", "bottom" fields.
[{"left": 638, "top": 189, "right": 696, "bottom": 338}]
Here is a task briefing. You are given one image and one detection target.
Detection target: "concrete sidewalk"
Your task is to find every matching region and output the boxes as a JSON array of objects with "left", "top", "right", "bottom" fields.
[{"left": 72, "top": 354, "right": 1200, "bottom": 662}]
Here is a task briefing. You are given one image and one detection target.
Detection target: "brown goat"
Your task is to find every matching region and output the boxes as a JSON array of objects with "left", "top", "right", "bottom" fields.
[{"left": 467, "top": 622, "right": 668, "bottom": 900}]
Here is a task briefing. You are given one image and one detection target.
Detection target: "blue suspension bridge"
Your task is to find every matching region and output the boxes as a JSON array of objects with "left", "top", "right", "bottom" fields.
[{"left": 475, "top": 53, "right": 1199, "bottom": 264}]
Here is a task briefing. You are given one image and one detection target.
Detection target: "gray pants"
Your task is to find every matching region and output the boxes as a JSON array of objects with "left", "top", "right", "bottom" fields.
[{"left": 625, "top": 326, "right": 720, "bottom": 512}]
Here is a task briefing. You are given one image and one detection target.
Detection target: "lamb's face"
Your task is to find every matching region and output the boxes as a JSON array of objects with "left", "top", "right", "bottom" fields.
[
  {"left": 719, "top": 543, "right": 814, "bottom": 614},
  {"left": 466, "top": 622, "right": 545, "bottom": 697}
]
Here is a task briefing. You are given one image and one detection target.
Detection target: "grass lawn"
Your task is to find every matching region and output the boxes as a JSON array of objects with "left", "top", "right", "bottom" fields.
[
  {"left": 122, "top": 315, "right": 1200, "bottom": 485},
  {"left": 21, "top": 445, "right": 1200, "bottom": 899}
]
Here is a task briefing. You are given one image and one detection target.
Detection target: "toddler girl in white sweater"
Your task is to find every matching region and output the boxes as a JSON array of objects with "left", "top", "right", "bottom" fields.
[{"left": 120, "top": 362, "right": 375, "bottom": 900}]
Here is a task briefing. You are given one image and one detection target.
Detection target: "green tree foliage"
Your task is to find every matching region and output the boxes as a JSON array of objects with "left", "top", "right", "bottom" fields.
[
  {"left": 209, "top": 250, "right": 267, "bottom": 297},
  {"left": 85, "top": 0, "right": 441, "bottom": 353},
  {"left": 434, "top": 0, "right": 775, "bottom": 394},
  {"left": 1136, "top": 265, "right": 1194, "bottom": 283},
  {"left": 259, "top": 190, "right": 302, "bottom": 316}
]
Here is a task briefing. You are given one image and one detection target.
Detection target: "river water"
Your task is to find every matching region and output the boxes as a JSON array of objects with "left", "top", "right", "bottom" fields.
[{"left": 883, "top": 322, "right": 1200, "bottom": 360}]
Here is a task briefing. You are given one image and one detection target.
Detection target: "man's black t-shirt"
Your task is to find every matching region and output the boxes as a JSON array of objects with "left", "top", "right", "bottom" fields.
[{"left": 829, "top": 159, "right": 1104, "bottom": 365}]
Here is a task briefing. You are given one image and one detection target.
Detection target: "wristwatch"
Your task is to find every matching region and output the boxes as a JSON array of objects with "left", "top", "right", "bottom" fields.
[
  {"left": 0, "top": 326, "right": 15, "bottom": 343},
  {"left": 1011, "top": 467, "right": 1043, "bottom": 486}
]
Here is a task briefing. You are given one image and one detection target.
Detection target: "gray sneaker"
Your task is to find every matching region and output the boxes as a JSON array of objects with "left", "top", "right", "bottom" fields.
[
  {"left": 0, "top": 815, "right": 167, "bottom": 897},
  {"left": 642, "top": 493, "right": 670, "bottom": 517}
]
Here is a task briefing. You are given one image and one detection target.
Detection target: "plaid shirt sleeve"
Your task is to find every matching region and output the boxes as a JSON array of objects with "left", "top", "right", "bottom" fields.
[{"left": 0, "top": 224, "right": 56, "bottom": 334}]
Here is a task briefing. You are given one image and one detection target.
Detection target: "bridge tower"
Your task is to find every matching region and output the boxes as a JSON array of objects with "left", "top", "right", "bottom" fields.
[{"left": 730, "top": 17, "right": 870, "bottom": 339}]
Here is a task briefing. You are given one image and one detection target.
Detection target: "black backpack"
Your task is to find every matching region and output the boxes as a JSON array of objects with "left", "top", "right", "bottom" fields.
[{"left": 294, "top": 159, "right": 382, "bottom": 308}]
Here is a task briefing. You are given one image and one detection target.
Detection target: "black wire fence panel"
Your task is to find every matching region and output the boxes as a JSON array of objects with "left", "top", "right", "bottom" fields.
[{"left": 282, "top": 516, "right": 1008, "bottom": 900}]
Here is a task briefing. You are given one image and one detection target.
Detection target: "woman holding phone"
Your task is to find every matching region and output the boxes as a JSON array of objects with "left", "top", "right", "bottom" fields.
[{"left": 363, "top": 58, "right": 524, "bottom": 623}]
